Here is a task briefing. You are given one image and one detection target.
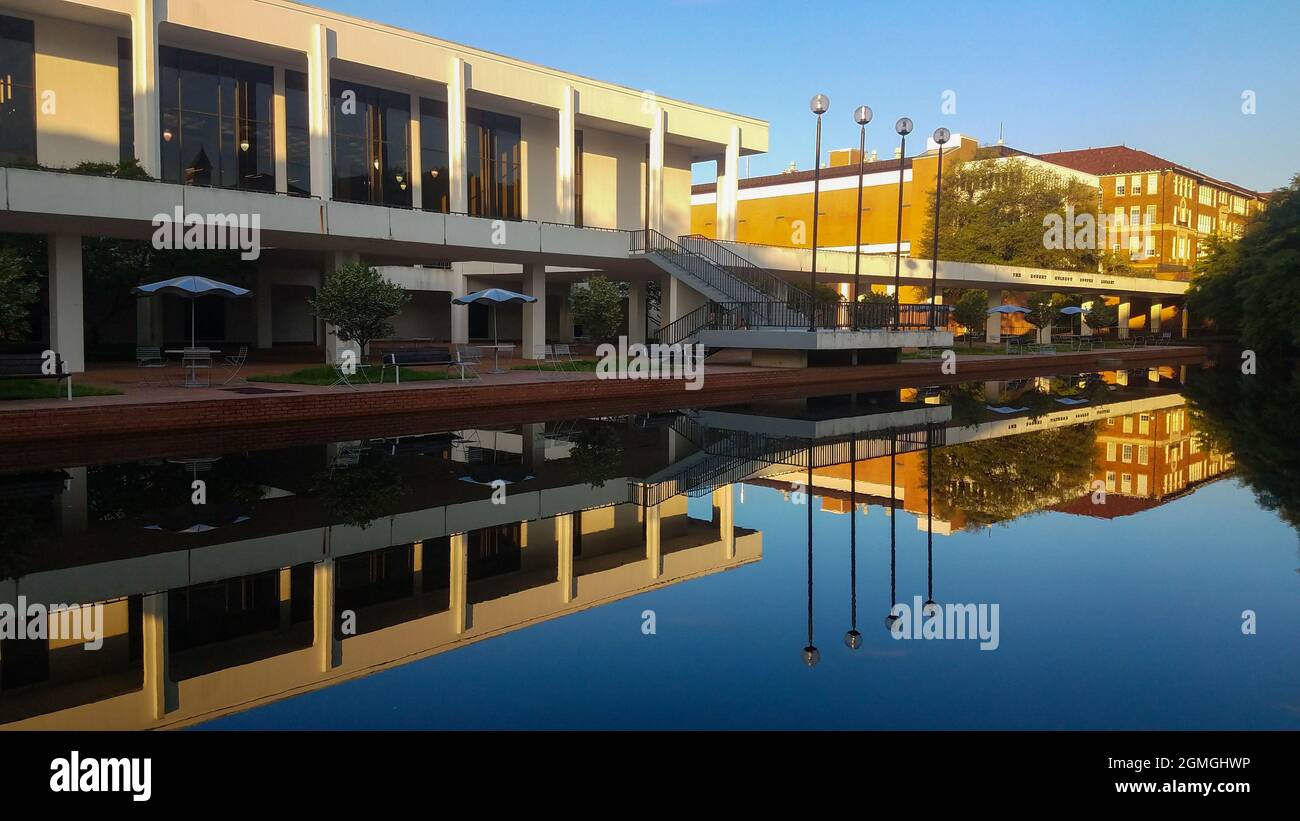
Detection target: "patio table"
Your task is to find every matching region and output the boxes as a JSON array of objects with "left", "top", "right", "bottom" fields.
[
  {"left": 477, "top": 344, "right": 516, "bottom": 374},
  {"left": 165, "top": 348, "right": 221, "bottom": 388}
]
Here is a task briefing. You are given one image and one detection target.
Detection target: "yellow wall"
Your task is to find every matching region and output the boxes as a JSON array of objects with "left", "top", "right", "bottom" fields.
[{"left": 34, "top": 14, "right": 122, "bottom": 168}]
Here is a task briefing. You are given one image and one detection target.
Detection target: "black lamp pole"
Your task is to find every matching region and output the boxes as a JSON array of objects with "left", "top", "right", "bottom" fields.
[
  {"left": 809, "top": 94, "right": 829, "bottom": 332},
  {"left": 803, "top": 447, "right": 819, "bottom": 667},
  {"left": 845, "top": 431, "right": 862, "bottom": 649},
  {"left": 892, "top": 117, "right": 913, "bottom": 330},
  {"left": 929, "top": 128, "right": 950, "bottom": 330},
  {"left": 851, "top": 105, "right": 872, "bottom": 331}
]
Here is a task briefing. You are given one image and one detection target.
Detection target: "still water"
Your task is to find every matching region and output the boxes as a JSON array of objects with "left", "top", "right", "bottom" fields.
[{"left": 1, "top": 361, "right": 1297, "bottom": 730}]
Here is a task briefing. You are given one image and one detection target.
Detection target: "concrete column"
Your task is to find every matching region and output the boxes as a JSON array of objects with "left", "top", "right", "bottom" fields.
[
  {"left": 312, "top": 559, "right": 340, "bottom": 671},
  {"left": 136, "top": 296, "right": 163, "bottom": 346},
  {"left": 48, "top": 234, "right": 85, "bottom": 373},
  {"left": 714, "top": 484, "right": 735, "bottom": 560},
  {"left": 323, "top": 251, "right": 361, "bottom": 364},
  {"left": 520, "top": 264, "right": 546, "bottom": 359},
  {"left": 557, "top": 287, "right": 574, "bottom": 342},
  {"left": 556, "top": 513, "right": 575, "bottom": 603},
  {"left": 408, "top": 93, "right": 423, "bottom": 210},
  {"left": 254, "top": 271, "right": 274, "bottom": 349},
  {"left": 273, "top": 67, "right": 288, "bottom": 193},
  {"left": 447, "top": 57, "right": 469, "bottom": 214},
  {"left": 648, "top": 107, "right": 666, "bottom": 233},
  {"left": 1181, "top": 304, "right": 1189, "bottom": 338},
  {"left": 131, "top": 0, "right": 161, "bottom": 176},
  {"left": 141, "top": 592, "right": 175, "bottom": 719},
  {"left": 1117, "top": 300, "right": 1131, "bottom": 340},
  {"left": 450, "top": 532, "right": 468, "bottom": 634},
  {"left": 627, "top": 279, "right": 648, "bottom": 344},
  {"left": 716, "top": 126, "right": 741, "bottom": 241},
  {"left": 1149, "top": 301, "right": 1162, "bottom": 334},
  {"left": 58, "top": 467, "right": 88, "bottom": 536},
  {"left": 645, "top": 502, "right": 662, "bottom": 579},
  {"left": 984, "top": 380, "right": 1006, "bottom": 404},
  {"left": 1080, "top": 302, "right": 1093, "bottom": 336},
  {"left": 985, "top": 290, "right": 1004, "bottom": 344},
  {"left": 279, "top": 567, "right": 292, "bottom": 628},
  {"left": 522, "top": 422, "right": 545, "bottom": 471},
  {"left": 307, "top": 24, "right": 333, "bottom": 200},
  {"left": 411, "top": 541, "right": 424, "bottom": 594},
  {"left": 556, "top": 86, "right": 577, "bottom": 225}
]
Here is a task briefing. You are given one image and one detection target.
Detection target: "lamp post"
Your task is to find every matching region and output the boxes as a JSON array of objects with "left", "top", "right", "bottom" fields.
[
  {"left": 808, "top": 94, "right": 829, "bottom": 332},
  {"left": 851, "top": 105, "right": 873, "bottom": 330},
  {"left": 892, "top": 117, "right": 913, "bottom": 329},
  {"left": 844, "top": 431, "right": 862, "bottom": 650},
  {"left": 802, "top": 448, "right": 819, "bottom": 667},
  {"left": 929, "top": 127, "right": 950, "bottom": 329}
]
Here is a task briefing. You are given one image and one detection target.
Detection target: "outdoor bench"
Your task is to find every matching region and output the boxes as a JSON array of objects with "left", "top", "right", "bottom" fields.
[
  {"left": 0, "top": 352, "right": 73, "bottom": 400},
  {"left": 380, "top": 347, "right": 466, "bottom": 383}
]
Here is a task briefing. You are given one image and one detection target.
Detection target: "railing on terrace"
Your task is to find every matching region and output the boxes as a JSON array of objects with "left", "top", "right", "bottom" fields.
[
  {"left": 677, "top": 234, "right": 812, "bottom": 305},
  {"left": 631, "top": 229, "right": 812, "bottom": 313}
]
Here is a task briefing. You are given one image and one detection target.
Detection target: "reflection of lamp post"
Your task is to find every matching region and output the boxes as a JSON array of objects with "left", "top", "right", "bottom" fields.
[
  {"left": 851, "top": 106, "right": 873, "bottom": 330},
  {"left": 923, "top": 423, "right": 939, "bottom": 619},
  {"left": 929, "top": 128, "right": 950, "bottom": 329},
  {"left": 803, "top": 447, "right": 820, "bottom": 667},
  {"left": 884, "top": 432, "right": 901, "bottom": 633},
  {"left": 808, "top": 94, "right": 830, "bottom": 332},
  {"left": 844, "top": 432, "right": 862, "bottom": 649},
  {"left": 892, "top": 117, "right": 913, "bottom": 329}
]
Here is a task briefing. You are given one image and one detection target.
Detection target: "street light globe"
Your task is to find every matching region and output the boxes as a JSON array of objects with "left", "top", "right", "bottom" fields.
[
  {"left": 844, "top": 629, "right": 863, "bottom": 650},
  {"left": 932, "top": 127, "right": 951, "bottom": 145},
  {"left": 853, "top": 105, "right": 873, "bottom": 126},
  {"left": 802, "top": 645, "right": 821, "bottom": 667},
  {"left": 895, "top": 117, "right": 913, "bottom": 136},
  {"left": 809, "top": 94, "right": 830, "bottom": 115},
  {"left": 923, "top": 599, "right": 941, "bottom": 619}
]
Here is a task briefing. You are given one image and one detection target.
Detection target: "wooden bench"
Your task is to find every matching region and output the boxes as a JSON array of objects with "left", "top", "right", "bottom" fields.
[
  {"left": 380, "top": 347, "right": 465, "bottom": 383},
  {"left": 0, "top": 352, "right": 73, "bottom": 400}
]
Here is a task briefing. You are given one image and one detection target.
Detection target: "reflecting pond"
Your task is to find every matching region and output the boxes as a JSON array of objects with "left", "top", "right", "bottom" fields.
[{"left": 1, "top": 360, "right": 1297, "bottom": 730}]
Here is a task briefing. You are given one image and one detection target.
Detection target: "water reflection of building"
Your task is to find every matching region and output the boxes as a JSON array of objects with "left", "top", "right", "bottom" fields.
[{"left": 0, "top": 420, "right": 756, "bottom": 730}]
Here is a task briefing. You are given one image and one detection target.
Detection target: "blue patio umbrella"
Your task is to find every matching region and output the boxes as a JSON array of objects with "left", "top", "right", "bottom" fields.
[
  {"left": 133, "top": 276, "right": 252, "bottom": 349},
  {"left": 452, "top": 287, "right": 537, "bottom": 346},
  {"left": 1059, "top": 305, "right": 1087, "bottom": 335},
  {"left": 986, "top": 304, "right": 1031, "bottom": 314}
]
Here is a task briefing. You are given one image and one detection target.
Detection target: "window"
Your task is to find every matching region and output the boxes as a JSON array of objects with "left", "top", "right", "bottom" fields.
[
  {"left": 159, "top": 46, "right": 275, "bottom": 191},
  {"left": 1139, "top": 413, "right": 1150, "bottom": 434},
  {"left": 1198, "top": 214, "right": 1213, "bottom": 234},
  {"left": 574, "top": 129, "right": 584, "bottom": 227},
  {"left": 1130, "top": 175, "right": 1142, "bottom": 196},
  {"left": 1121, "top": 473, "right": 1132, "bottom": 493},
  {"left": 284, "top": 70, "right": 310, "bottom": 196},
  {"left": 0, "top": 15, "right": 36, "bottom": 166},
  {"left": 1138, "top": 445, "right": 1149, "bottom": 465},
  {"left": 117, "top": 38, "right": 134, "bottom": 163},
  {"left": 1144, "top": 204, "right": 1156, "bottom": 225},
  {"left": 419, "top": 97, "right": 449, "bottom": 212},
  {"left": 1122, "top": 444, "right": 1133, "bottom": 463},
  {"left": 1115, "top": 177, "right": 1125, "bottom": 196},
  {"left": 1136, "top": 474, "right": 1148, "bottom": 495},
  {"left": 332, "top": 79, "right": 411, "bottom": 207},
  {"left": 1105, "top": 471, "right": 1116, "bottom": 492},
  {"left": 1144, "top": 233, "right": 1156, "bottom": 256},
  {"left": 1198, "top": 186, "right": 1213, "bottom": 205},
  {"left": 466, "top": 107, "right": 521, "bottom": 219},
  {"left": 1147, "top": 173, "right": 1158, "bottom": 194},
  {"left": 1106, "top": 442, "right": 1117, "bottom": 461}
]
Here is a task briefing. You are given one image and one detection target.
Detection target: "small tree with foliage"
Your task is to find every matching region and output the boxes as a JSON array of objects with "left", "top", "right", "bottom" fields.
[
  {"left": 309, "top": 263, "right": 410, "bottom": 361},
  {"left": 0, "top": 248, "right": 40, "bottom": 342},
  {"left": 952, "top": 289, "right": 988, "bottom": 345},
  {"left": 569, "top": 275, "right": 625, "bottom": 340}
]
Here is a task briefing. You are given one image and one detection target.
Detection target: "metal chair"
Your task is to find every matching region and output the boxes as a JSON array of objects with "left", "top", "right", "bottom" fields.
[
  {"left": 180, "top": 347, "right": 213, "bottom": 386},
  {"left": 456, "top": 345, "right": 483, "bottom": 380},
  {"left": 136, "top": 345, "right": 168, "bottom": 385},
  {"left": 534, "top": 344, "right": 562, "bottom": 371},
  {"left": 552, "top": 343, "right": 580, "bottom": 370},
  {"left": 222, "top": 345, "right": 249, "bottom": 384}
]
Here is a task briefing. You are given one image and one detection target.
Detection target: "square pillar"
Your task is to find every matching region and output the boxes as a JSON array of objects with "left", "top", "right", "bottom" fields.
[
  {"left": 520, "top": 264, "right": 546, "bottom": 359},
  {"left": 713, "top": 484, "right": 735, "bottom": 560},
  {"left": 254, "top": 271, "right": 274, "bottom": 349},
  {"left": 307, "top": 24, "right": 333, "bottom": 200},
  {"left": 556, "top": 513, "right": 575, "bottom": 603},
  {"left": 1181, "top": 304, "right": 1189, "bottom": 338},
  {"left": 985, "top": 290, "right": 1004, "bottom": 344},
  {"left": 408, "top": 92, "right": 423, "bottom": 210},
  {"left": 627, "top": 279, "right": 648, "bottom": 344},
  {"left": 131, "top": 0, "right": 161, "bottom": 176},
  {"left": 136, "top": 295, "right": 163, "bottom": 346},
  {"left": 450, "top": 532, "right": 468, "bottom": 634},
  {"left": 715, "top": 126, "right": 741, "bottom": 241},
  {"left": 447, "top": 57, "right": 469, "bottom": 214},
  {"left": 1117, "top": 300, "right": 1131, "bottom": 339},
  {"left": 141, "top": 592, "right": 175, "bottom": 720},
  {"left": 645, "top": 502, "right": 662, "bottom": 579},
  {"left": 556, "top": 86, "right": 577, "bottom": 225},
  {"left": 648, "top": 107, "right": 666, "bottom": 233},
  {"left": 48, "top": 234, "right": 85, "bottom": 373},
  {"left": 273, "top": 67, "right": 289, "bottom": 193},
  {"left": 1149, "top": 301, "right": 1162, "bottom": 333},
  {"left": 312, "top": 559, "right": 340, "bottom": 672}
]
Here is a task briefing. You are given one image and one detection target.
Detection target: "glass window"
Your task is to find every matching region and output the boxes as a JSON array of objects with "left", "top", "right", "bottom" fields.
[
  {"left": 419, "top": 97, "right": 449, "bottom": 212},
  {"left": 158, "top": 46, "right": 275, "bottom": 192},
  {"left": 466, "top": 107, "right": 521, "bottom": 219},
  {"left": 284, "top": 69, "right": 310, "bottom": 196},
  {"left": 117, "top": 38, "right": 134, "bottom": 163},
  {"left": 331, "top": 79, "right": 410, "bottom": 207},
  {"left": 0, "top": 15, "right": 36, "bottom": 166}
]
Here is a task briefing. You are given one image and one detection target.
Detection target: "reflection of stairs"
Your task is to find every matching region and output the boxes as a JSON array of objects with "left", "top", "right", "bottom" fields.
[{"left": 632, "top": 231, "right": 813, "bottom": 346}]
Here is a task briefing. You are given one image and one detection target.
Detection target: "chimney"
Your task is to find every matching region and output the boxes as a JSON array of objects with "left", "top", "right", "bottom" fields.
[
  {"left": 870, "top": 149, "right": 878, "bottom": 162},
  {"left": 894, "top": 146, "right": 902, "bottom": 160},
  {"left": 783, "top": 161, "right": 798, "bottom": 174}
]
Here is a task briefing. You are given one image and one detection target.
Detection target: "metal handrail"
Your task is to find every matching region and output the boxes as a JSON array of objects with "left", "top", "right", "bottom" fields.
[
  {"left": 631, "top": 229, "right": 810, "bottom": 313},
  {"left": 677, "top": 234, "right": 814, "bottom": 306}
]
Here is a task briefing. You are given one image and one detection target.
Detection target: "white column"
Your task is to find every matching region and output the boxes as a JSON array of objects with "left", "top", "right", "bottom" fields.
[
  {"left": 627, "top": 280, "right": 647, "bottom": 344},
  {"left": 1181, "top": 304, "right": 1189, "bottom": 338},
  {"left": 520, "top": 264, "right": 546, "bottom": 359},
  {"left": 307, "top": 24, "right": 333, "bottom": 200},
  {"left": 131, "top": 0, "right": 161, "bottom": 176},
  {"left": 716, "top": 126, "right": 741, "bottom": 241},
  {"left": 1149, "top": 302, "right": 1162, "bottom": 333},
  {"left": 447, "top": 57, "right": 469, "bottom": 214},
  {"left": 556, "top": 513, "right": 575, "bottom": 603},
  {"left": 141, "top": 592, "right": 172, "bottom": 720},
  {"left": 313, "top": 559, "right": 339, "bottom": 672},
  {"left": 714, "top": 484, "right": 735, "bottom": 560},
  {"left": 273, "top": 67, "right": 288, "bottom": 193},
  {"left": 648, "top": 107, "right": 666, "bottom": 233},
  {"left": 408, "top": 92, "right": 423, "bottom": 210},
  {"left": 254, "top": 271, "right": 274, "bottom": 349},
  {"left": 1117, "top": 300, "right": 1131, "bottom": 340},
  {"left": 645, "top": 502, "right": 662, "bottom": 579},
  {"left": 1080, "top": 301, "right": 1093, "bottom": 336},
  {"left": 557, "top": 287, "right": 574, "bottom": 342},
  {"left": 985, "top": 289, "right": 1003, "bottom": 344},
  {"left": 556, "top": 85, "right": 577, "bottom": 225},
  {"left": 48, "top": 234, "right": 85, "bottom": 373},
  {"left": 450, "top": 532, "right": 468, "bottom": 634}
]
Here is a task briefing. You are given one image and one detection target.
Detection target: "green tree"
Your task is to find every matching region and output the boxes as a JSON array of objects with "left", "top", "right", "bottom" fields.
[
  {"left": 1025, "top": 292, "right": 1064, "bottom": 335},
  {"left": 0, "top": 248, "right": 40, "bottom": 342},
  {"left": 309, "top": 263, "right": 410, "bottom": 360},
  {"left": 952, "top": 289, "right": 988, "bottom": 344},
  {"left": 922, "top": 157, "right": 1106, "bottom": 271},
  {"left": 569, "top": 274, "right": 625, "bottom": 340},
  {"left": 1084, "top": 295, "right": 1118, "bottom": 334}
]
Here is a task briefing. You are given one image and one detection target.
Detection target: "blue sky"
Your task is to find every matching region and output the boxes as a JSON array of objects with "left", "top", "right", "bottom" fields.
[{"left": 316, "top": 0, "right": 1298, "bottom": 192}]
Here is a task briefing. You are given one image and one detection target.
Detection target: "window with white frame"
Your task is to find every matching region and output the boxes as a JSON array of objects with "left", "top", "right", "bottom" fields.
[
  {"left": 1147, "top": 173, "right": 1158, "bottom": 194},
  {"left": 1131, "top": 175, "right": 1142, "bottom": 195},
  {"left": 1115, "top": 177, "right": 1126, "bottom": 196}
]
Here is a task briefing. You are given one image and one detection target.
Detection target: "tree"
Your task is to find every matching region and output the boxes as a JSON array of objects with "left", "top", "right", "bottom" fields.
[
  {"left": 309, "top": 263, "right": 410, "bottom": 360},
  {"left": 1187, "top": 175, "right": 1300, "bottom": 353},
  {"left": 922, "top": 157, "right": 1108, "bottom": 272},
  {"left": 1025, "top": 292, "right": 1063, "bottom": 335},
  {"left": 952, "top": 289, "right": 988, "bottom": 344},
  {"left": 569, "top": 274, "right": 624, "bottom": 340},
  {"left": 0, "top": 248, "right": 40, "bottom": 342},
  {"left": 1084, "top": 295, "right": 1118, "bottom": 334}
]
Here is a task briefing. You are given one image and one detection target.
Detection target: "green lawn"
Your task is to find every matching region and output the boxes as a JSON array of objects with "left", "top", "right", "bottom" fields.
[
  {"left": 0, "top": 379, "right": 122, "bottom": 401},
  {"left": 511, "top": 360, "right": 600, "bottom": 372},
  {"left": 249, "top": 365, "right": 470, "bottom": 386}
]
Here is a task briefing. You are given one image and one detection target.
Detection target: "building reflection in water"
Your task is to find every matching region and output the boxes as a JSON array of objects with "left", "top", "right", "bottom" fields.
[{"left": 0, "top": 364, "right": 1235, "bottom": 729}]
